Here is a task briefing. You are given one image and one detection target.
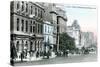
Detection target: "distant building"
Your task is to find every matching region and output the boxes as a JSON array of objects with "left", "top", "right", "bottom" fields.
[
  {"left": 67, "top": 20, "right": 81, "bottom": 49},
  {"left": 81, "top": 32, "right": 95, "bottom": 48}
]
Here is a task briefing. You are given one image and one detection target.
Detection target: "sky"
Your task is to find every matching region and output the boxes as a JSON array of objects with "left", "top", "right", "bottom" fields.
[{"left": 57, "top": 4, "right": 97, "bottom": 37}]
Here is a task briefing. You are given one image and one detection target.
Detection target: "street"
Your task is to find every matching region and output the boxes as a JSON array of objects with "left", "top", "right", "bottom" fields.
[{"left": 15, "top": 53, "right": 97, "bottom": 66}]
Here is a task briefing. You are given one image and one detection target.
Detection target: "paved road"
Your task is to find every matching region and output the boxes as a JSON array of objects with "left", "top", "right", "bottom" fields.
[{"left": 15, "top": 53, "right": 97, "bottom": 66}]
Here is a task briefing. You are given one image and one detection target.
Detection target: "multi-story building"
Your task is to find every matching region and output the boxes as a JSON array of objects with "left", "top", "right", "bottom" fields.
[
  {"left": 10, "top": 1, "right": 45, "bottom": 60},
  {"left": 67, "top": 20, "right": 81, "bottom": 49},
  {"left": 56, "top": 7, "right": 67, "bottom": 34},
  {"left": 38, "top": 3, "right": 58, "bottom": 52},
  {"left": 42, "top": 3, "right": 67, "bottom": 52},
  {"left": 43, "top": 21, "right": 54, "bottom": 54},
  {"left": 81, "top": 32, "right": 94, "bottom": 48}
]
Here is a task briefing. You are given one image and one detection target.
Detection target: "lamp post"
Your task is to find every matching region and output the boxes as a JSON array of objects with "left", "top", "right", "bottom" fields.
[
  {"left": 56, "top": 15, "right": 67, "bottom": 55},
  {"left": 56, "top": 16, "right": 60, "bottom": 53}
]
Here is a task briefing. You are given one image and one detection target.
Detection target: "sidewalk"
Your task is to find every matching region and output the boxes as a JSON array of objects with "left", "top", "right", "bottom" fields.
[
  {"left": 15, "top": 56, "right": 43, "bottom": 63},
  {"left": 15, "top": 52, "right": 57, "bottom": 62},
  {"left": 50, "top": 52, "right": 57, "bottom": 58},
  {"left": 68, "top": 53, "right": 82, "bottom": 57}
]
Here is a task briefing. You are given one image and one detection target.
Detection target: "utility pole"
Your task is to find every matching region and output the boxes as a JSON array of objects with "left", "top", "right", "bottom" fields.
[{"left": 56, "top": 16, "right": 60, "bottom": 53}]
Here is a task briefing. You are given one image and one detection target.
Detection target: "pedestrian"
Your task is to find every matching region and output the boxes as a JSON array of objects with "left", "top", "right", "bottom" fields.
[
  {"left": 10, "top": 41, "right": 17, "bottom": 66},
  {"left": 36, "top": 51, "right": 39, "bottom": 58},
  {"left": 47, "top": 51, "right": 50, "bottom": 59},
  {"left": 66, "top": 51, "right": 68, "bottom": 57},
  {"left": 21, "top": 51, "right": 24, "bottom": 62},
  {"left": 10, "top": 58, "right": 14, "bottom": 66}
]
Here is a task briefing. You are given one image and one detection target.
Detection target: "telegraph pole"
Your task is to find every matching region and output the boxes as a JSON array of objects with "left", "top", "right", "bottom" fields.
[{"left": 56, "top": 16, "right": 60, "bottom": 52}]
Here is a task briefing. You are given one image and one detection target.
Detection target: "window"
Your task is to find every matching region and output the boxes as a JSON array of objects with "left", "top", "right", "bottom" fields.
[
  {"left": 34, "top": 41, "right": 36, "bottom": 50},
  {"left": 33, "top": 21, "right": 35, "bottom": 33},
  {"left": 30, "top": 21, "right": 32, "bottom": 33},
  {"left": 38, "top": 9, "right": 40, "bottom": 17},
  {"left": 26, "top": 3, "right": 28, "bottom": 12},
  {"left": 45, "top": 25, "right": 46, "bottom": 33},
  {"left": 21, "top": 19, "right": 24, "bottom": 31},
  {"left": 22, "top": 1, "right": 24, "bottom": 11},
  {"left": 33, "top": 21, "right": 35, "bottom": 24},
  {"left": 22, "top": 40, "right": 24, "bottom": 50},
  {"left": 16, "top": 41, "right": 19, "bottom": 51},
  {"left": 38, "top": 24, "right": 40, "bottom": 34},
  {"left": 48, "top": 26, "right": 49, "bottom": 33},
  {"left": 25, "top": 41, "right": 28, "bottom": 49},
  {"left": 33, "top": 26, "right": 35, "bottom": 33},
  {"left": 17, "top": 18, "right": 19, "bottom": 31},
  {"left": 30, "top": 42, "right": 33, "bottom": 51},
  {"left": 17, "top": 2, "right": 20, "bottom": 10},
  {"left": 41, "top": 24, "right": 43, "bottom": 34},
  {"left": 35, "top": 8, "right": 37, "bottom": 16},
  {"left": 35, "top": 23, "right": 37, "bottom": 33},
  {"left": 41, "top": 11, "right": 42, "bottom": 18},
  {"left": 26, "top": 20, "right": 28, "bottom": 32},
  {"left": 31, "top": 6, "right": 33, "bottom": 14}
]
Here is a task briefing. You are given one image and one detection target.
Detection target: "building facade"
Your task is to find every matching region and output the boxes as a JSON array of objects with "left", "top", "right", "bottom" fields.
[
  {"left": 42, "top": 3, "right": 67, "bottom": 52},
  {"left": 67, "top": 20, "right": 81, "bottom": 49},
  {"left": 43, "top": 21, "right": 54, "bottom": 54},
  {"left": 45, "top": 3, "right": 58, "bottom": 52},
  {"left": 10, "top": 1, "right": 45, "bottom": 60},
  {"left": 81, "top": 32, "right": 95, "bottom": 48}
]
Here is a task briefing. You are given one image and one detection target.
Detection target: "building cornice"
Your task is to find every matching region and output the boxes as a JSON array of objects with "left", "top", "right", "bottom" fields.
[
  {"left": 11, "top": 12, "right": 44, "bottom": 22},
  {"left": 29, "top": 2, "right": 45, "bottom": 12},
  {"left": 57, "top": 15, "right": 67, "bottom": 21},
  {"left": 49, "top": 11, "right": 58, "bottom": 15}
]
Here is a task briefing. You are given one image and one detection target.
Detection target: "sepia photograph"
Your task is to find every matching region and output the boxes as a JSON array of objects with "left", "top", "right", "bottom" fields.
[{"left": 10, "top": 1, "right": 97, "bottom": 66}]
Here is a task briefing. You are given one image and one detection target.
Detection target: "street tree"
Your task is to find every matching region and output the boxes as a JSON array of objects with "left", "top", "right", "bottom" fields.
[{"left": 59, "top": 33, "right": 76, "bottom": 53}]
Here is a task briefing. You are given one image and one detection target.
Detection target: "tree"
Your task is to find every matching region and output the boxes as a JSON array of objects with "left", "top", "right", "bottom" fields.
[{"left": 59, "top": 33, "right": 76, "bottom": 52}]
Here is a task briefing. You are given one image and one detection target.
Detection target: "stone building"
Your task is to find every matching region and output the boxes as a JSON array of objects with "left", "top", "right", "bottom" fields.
[
  {"left": 67, "top": 20, "right": 81, "bottom": 49},
  {"left": 81, "top": 32, "right": 95, "bottom": 48},
  {"left": 10, "top": 1, "right": 45, "bottom": 60},
  {"left": 56, "top": 7, "right": 67, "bottom": 34},
  {"left": 43, "top": 21, "right": 54, "bottom": 55},
  {"left": 42, "top": 3, "right": 67, "bottom": 52}
]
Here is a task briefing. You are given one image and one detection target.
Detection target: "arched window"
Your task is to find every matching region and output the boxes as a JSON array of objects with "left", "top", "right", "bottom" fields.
[
  {"left": 22, "top": 1, "right": 24, "bottom": 11},
  {"left": 17, "top": 18, "right": 19, "bottom": 31},
  {"left": 17, "top": 2, "right": 20, "bottom": 10},
  {"left": 26, "top": 3, "right": 28, "bottom": 12}
]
